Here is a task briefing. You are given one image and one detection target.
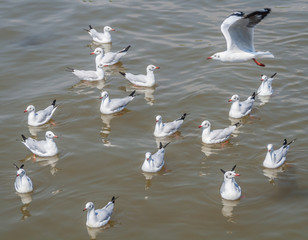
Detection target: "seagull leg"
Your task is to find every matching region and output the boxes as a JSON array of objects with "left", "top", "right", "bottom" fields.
[
  {"left": 32, "top": 154, "right": 36, "bottom": 162},
  {"left": 252, "top": 58, "right": 265, "bottom": 67},
  {"left": 221, "top": 139, "right": 230, "bottom": 148},
  {"left": 50, "top": 120, "right": 56, "bottom": 126}
]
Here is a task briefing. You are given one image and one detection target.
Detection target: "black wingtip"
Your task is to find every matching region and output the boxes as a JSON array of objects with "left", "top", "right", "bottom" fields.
[
  {"left": 251, "top": 92, "right": 257, "bottom": 99},
  {"left": 220, "top": 169, "right": 226, "bottom": 174},
  {"left": 120, "top": 45, "right": 131, "bottom": 53},
  {"left": 180, "top": 113, "right": 187, "bottom": 120},
  {"left": 163, "top": 142, "right": 170, "bottom": 149},
  {"left": 119, "top": 72, "right": 126, "bottom": 77},
  {"left": 52, "top": 99, "right": 56, "bottom": 107},
  {"left": 13, "top": 163, "right": 19, "bottom": 170},
  {"left": 111, "top": 196, "right": 119, "bottom": 203},
  {"left": 89, "top": 25, "right": 92, "bottom": 29},
  {"left": 20, "top": 164, "right": 24, "bottom": 169},
  {"left": 129, "top": 90, "right": 136, "bottom": 97},
  {"left": 283, "top": 139, "right": 287, "bottom": 146},
  {"left": 231, "top": 165, "right": 237, "bottom": 171},
  {"left": 21, "top": 134, "right": 27, "bottom": 141},
  {"left": 234, "top": 122, "right": 241, "bottom": 127},
  {"left": 271, "top": 73, "right": 277, "bottom": 78},
  {"left": 66, "top": 67, "right": 74, "bottom": 72}
]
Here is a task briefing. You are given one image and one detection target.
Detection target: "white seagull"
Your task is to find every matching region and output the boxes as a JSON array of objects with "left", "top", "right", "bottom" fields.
[
  {"left": 141, "top": 142, "right": 170, "bottom": 173},
  {"left": 263, "top": 138, "right": 296, "bottom": 169},
  {"left": 154, "top": 113, "right": 187, "bottom": 137},
  {"left": 100, "top": 90, "right": 136, "bottom": 114},
  {"left": 220, "top": 165, "right": 241, "bottom": 200},
  {"left": 119, "top": 65, "right": 160, "bottom": 87},
  {"left": 66, "top": 64, "right": 105, "bottom": 81},
  {"left": 83, "top": 196, "right": 117, "bottom": 228},
  {"left": 90, "top": 46, "right": 130, "bottom": 66},
  {"left": 199, "top": 120, "right": 240, "bottom": 144},
  {"left": 84, "top": 25, "right": 115, "bottom": 44},
  {"left": 208, "top": 8, "right": 274, "bottom": 67},
  {"left": 24, "top": 100, "right": 58, "bottom": 127},
  {"left": 21, "top": 131, "right": 59, "bottom": 157},
  {"left": 257, "top": 73, "right": 277, "bottom": 96},
  {"left": 14, "top": 164, "right": 33, "bottom": 194},
  {"left": 228, "top": 92, "right": 256, "bottom": 118}
]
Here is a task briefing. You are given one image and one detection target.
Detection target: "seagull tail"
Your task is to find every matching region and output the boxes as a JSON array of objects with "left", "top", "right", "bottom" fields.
[
  {"left": 271, "top": 73, "right": 277, "bottom": 78},
  {"left": 234, "top": 122, "right": 241, "bottom": 128},
  {"left": 119, "top": 45, "right": 131, "bottom": 53},
  {"left": 21, "top": 134, "right": 27, "bottom": 142},
  {"left": 179, "top": 113, "right": 188, "bottom": 121},
  {"left": 111, "top": 196, "right": 119, "bottom": 203},
  {"left": 257, "top": 51, "right": 275, "bottom": 59},
  {"left": 159, "top": 142, "right": 170, "bottom": 149},
  {"left": 283, "top": 138, "right": 296, "bottom": 148},
  {"left": 129, "top": 90, "right": 136, "bottom": 97},
  {"left": 119, "top": 72, "right": 126, "bottom": 77}
]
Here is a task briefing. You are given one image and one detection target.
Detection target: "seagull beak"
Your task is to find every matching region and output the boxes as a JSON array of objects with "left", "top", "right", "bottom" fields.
[
  {"left": 235, "top": 173, "right": 240, "bottom": 176},
  {"left": 83, "top": 208, "right": 87, "bottom": 211},
  {"left": 228, "top": 99, "right": 233, "bottom": 102},
  {"left": 198, "top": 125, "right": 202, "bottom": 128},
  {"left": 104, "top": 65, "right": 109, "bottom": 67},
  {"left": 24, "top": 110, "right": 27, "bottom": 113},
  {"left": 17, "top": 174, "right": 20, "bottom": 176},
  {"left": 207, "top": 57, "right": 212, "bottom": 60},
  {"left": 99, "top": 96, "right": 103, "bottom": 99},
  {"left": 155, "top": 66, "right": 160, "bottom": 69},
  {"left": 90, "top": 52, "right": 95, "bottom": 55},
  {"left": 54, "top": 135, "right": 59, "bottom": 138},
  {"left": 111, "top": 28, "right": 115, "bottom": 31}
]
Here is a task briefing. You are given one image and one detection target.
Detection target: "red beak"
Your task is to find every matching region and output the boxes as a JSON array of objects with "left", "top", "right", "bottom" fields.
[
  {"left": 155, "top": 66, "right": 160, "bottom": 69},
  {"left": 90, "top": 52, "right": 95, "bottom": 55},
  {"left": 100, "top": 96, "right": 103, "bottom": 99},
  {"left": 24, "top": 110, "right": 27, "bottom": 113},
  {"left": 54, "top": 135, "right": 59, "bottom": 138},
  {"left": 111, "top": 28, "right": 115, "bottom": 31},
  {"left": 235, "top": 173, "right": 240, "bottom": 176},
  {"left": 207, "top": 57, "right": 212, "bottom": 60},
  {"left": 17, "top": 174, "right": 20, "bottom": 176},
  {"left": 198, "top": 125, "right": 202, "bottom": 128},
  {"left": 228, "top": 99, "right": 232, "bottom": 102},
  {"left": 83, "top": 208, "right": 87, "bottom": 211}
]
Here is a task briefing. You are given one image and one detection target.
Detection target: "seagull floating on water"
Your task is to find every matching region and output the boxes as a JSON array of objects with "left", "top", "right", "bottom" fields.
[
  {"left": 208, "top": 8, "right": 274, "bottom": 67},
  {"left": 100, "top": 90, "right": 136, "bottom": 114},
  {"left": 257, "top": 73, "right": 277, "bottom": 96},
  {"left": 119, "top": 65, "right": 160, "bottom": 87},
  {"left": 154, "top": 113, "right": 187, "bottom": 137},
  {"left": 199, "top": 120, "right": 240, "bottom": 144},
  {"left": 21, "top": 131, "right": 58, "bottom": 157},
  {"left": 84, "top": 25, "right": 115, "bottom": 44},
  {"left": 83, "top": 196, "right": 117, "bottom": 228},
  {"left": 14, "top": 164, "right": 33, "bottom": 194},
  {"left": 141, "top": 142, "right": 170, "bottom": 173},
  {"left": 220, "top": 165, "right": 241, "bottom": 200},
  {"left": 24, "top": 100, "right": 58, "bottom": 127},
  {"left": 66, "top": 64, "right": 105, "bottom": 81},
  {"left": 228, "top": 92, "right": 256, "bottom": 118},
  {"left": 263, "top": 138, "right": 296, "bottom": 169},
  {"left": 91, "top": 46, "right": 130, "bottom": 66}
]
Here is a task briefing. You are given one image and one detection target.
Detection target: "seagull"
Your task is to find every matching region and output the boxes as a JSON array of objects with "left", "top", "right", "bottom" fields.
[
  {"left": 199, "top": 120, "right": 240, "bottom": 144},
  {"left": 66, "top": 64, "right": 105, "bottom": 81},
  {"left": 14, "top": 164, "right": 33, "bottom": 194},
  {"left": 257, "top": 73, "right": 277, "bottom": 96},
  {"left": 24, "top": 100, "right": 58, "bottom": 127},
  {"left": 100, "top": 90, "right": 136, "bottom": 114},
  {"left": 228, "top": 92, "right": 256, "bottom": 118},
  {"left": 208, "top": 8, "right": 274, "bottom": 67},
  {"left": 90, "top": 46, "right": 130, "bottom": 66},
  {"left": 154, "top": 113, "right": 187, "bottom": 137},
  {"left": 21, "top": 131, "right": 59, "bottom": 157},
  {"left": 220, "top": 165, "right": 241, "bottom": 200},
  {"left": 141, "top": 142, "right": 170, "bottom": 173},
  {"left": 84, "top": 25, "right": 115, "bottom": 44},
  {"left": 263, "top": 138, "right": 296, "bottom": 169},
  {"left": 119, "top": 65, "right": 160, "bottom": 87},
  {"left": 83, "top": 196, "right": 117, "bottom": 228}
]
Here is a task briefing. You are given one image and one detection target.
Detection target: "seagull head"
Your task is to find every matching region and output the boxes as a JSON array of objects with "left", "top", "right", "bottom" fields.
[
  {"left": 145, "top": 152, "right": 152, "bottom": 161},
  {"left": 97, "top": 64, "right": 104, "bottom": 69},
  {"left": 261, "top": 75, "right": 268, "bottom": 82},
  {"left": 16, "top": 168, "right": 26, "bottom": 177},
  {"left": 155, "top": 115, "right": 162, "bottom": 123},
  {"left": 208, "top": 52, "right": 223, "bottom": 60},
  {"left": 198, "top": 120, "right": 210, "bottom": 129},
  {"left": 221, "top": 165, "right": 240, "bottom": 180},
  {"left": 83, "top": 202, "right": 94, "bottom": 211},
  {"left": 104, "top": 26, "right": 115, "bottom": 32},
  {"left": 147, "top": 65, "right": 160, "bottom": 72},
  {"left": 90, "top": 48, "right": 103, "bottom": 56},
  {"left": 100, "top": 91, "right": 109, "bottom": 100},
  {"left": 267, "top": 144, "right": 273, "bottom": 152},
  {"left": 228, "top": 94, "right": 240, "bottom": 103},
  {"left": 24, "top": 105, "right": 35, "bottom": 113},
  {"left": 45, "top": 131, "right": 58, "bottom": 139}
]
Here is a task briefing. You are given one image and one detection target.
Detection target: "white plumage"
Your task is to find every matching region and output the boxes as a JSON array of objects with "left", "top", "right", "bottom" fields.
[
  {"left": 257, "top": 73, "right": 277, "bottom": 96},
  {"left": 91, "top": 46, "right": 130, "bottom": 66},
  {"left": 220, "top": 165, "right": 241, "bottom": 200},
  {"left": 154, "top": 113, "right": 187, "bottom": 137},
  {"left": 228, "top": 92, "right": 256, "bottom": 118},
  {"left": 85, "top": 25, "right": 115, "bottom": 44},
  {"left": 14, "top": 164, "right": 33, "bottom": 194},
  {"left": 100, "top": 90, "right": 136, "bottom": 114},
  {"left": 67, "top": 64, "right": 104, "bottom": 81}
]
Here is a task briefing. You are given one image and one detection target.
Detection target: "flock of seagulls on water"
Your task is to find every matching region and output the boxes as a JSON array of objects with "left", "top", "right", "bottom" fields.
[{"left": 14, "top": 7, "right": 297, "bottom": 229}]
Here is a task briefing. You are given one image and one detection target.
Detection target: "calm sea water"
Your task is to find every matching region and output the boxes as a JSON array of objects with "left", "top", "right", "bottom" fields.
[{"left": 1, "top": 0, "right": 308, "bottom": 239}]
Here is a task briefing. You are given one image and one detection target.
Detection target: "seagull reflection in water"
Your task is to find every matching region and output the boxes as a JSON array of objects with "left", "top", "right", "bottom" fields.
[
  {"left": 24, "top": 154, "right": 60, "bottom": 175},
  {"left": 125, "top": 85, "right": 156, "bottom": 106},
  {"left": 221, "top": 198, "right": 240, "bottom": 222},
  {"left": 86, "top": 221, "right": 115, "bottom": 240}
]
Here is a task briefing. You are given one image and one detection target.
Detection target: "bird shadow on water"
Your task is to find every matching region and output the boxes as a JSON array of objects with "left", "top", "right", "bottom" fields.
[
  {"left": 27, "top": 121, "right": 56, "bottom": 137},
  {"left": 71, "top": 79, "right": 107, "bottom": 94},
  {"left": 221, "top": 198, "right": 240, "bottom": 223},
  {"left": 201, "top": 141, "right": 234, "bottom": 159},
  {"left": 86, "top": 221, "right": 116, "bottom": 240},
  {"left": 142, "top": 166, "right": 171, "bottom": 191}
]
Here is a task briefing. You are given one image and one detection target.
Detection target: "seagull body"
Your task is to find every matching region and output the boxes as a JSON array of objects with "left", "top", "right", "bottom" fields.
[
  {"left": 91, "top": 46, "right": 130, "bottom": 66},
  {"left": 24, "top": 100, "right": 58, "bottom": 127},
  {"left": 154, "top": 113, "right": 187, "bottom": 137},
  {"left": 119, "top": 65, "right": 160, "bottom": 87},
  {"left": 142, "top": 142, "right": 170, "bottom": 173},
  {"left": 257, "top": 73, "right": 276, "bottom": 96},
  {"left": 208, "top": 8, "right": 274, "bottom": 67},
  {"left": 83, "top": 197, "right": 117, "bottom": 228},
  {"left": 199, "top": 120, "right": 239, "bottom": 144},
  {"left": 228, "top": 92, "right": 256, "bottom": 118},
  {"left": 100, "top": 90, "right": 136, "bottom": 114},
  {"left": 220, "top": 165, "right": 241, "bottom": 200},
  {"left": 85, "top": 25, "right": 115, "bottom": 44},
  {"left": 263, "top": 139, "right": 296, "bottom": 169},
  {"left": 21, "top": 131, "right": 58, "bottom": 157},
  {"left": 66, "top": 64, "right": 104, "bottom": 81},
  {"left": 14, "top": 164, "right": 33, "bottom": 194}
]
